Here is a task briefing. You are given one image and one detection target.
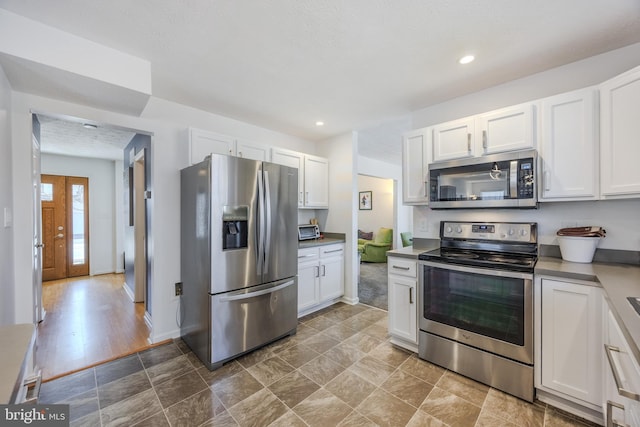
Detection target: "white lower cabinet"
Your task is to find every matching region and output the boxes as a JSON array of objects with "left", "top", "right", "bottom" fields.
[
  {"left": 603, "top": 301, "right": 640, "bottom": 427},
  {"left": 387, "top": 256, "right": 418, "bottom": 352},
  {"left": 535, "top": 276, "right": 603, "bottom": 423},
  {"left": 297, "top": 243, "right": 344, "bottom": 316}
]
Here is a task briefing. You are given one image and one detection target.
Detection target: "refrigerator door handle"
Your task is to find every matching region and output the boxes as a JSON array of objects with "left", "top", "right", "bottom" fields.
[
  {"left": 219, "top": 280, "right": 295, "bottom": 302},
  {"left": 257, "top": 171, "right": 265, "bottom": 275},
  {"left": 263, "top": 170, "right": 272, "bottom": 274}
]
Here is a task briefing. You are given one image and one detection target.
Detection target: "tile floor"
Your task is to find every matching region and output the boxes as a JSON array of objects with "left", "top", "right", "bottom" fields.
[{"left": 39, "top": 303, "right": 599, "bottom": 427}]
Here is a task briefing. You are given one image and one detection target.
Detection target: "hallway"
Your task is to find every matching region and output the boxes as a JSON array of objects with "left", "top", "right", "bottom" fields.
[{"left": 37, "top": 273, "right": 151, "bottom": 380}]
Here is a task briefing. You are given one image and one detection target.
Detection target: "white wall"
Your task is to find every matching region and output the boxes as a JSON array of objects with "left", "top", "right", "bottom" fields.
[
  {"left": 357, "top": 175, "right": 394, "bottom": 242},
  {"left": 317, "top": 132, "right": 358, "bottom": 304},
  {"left": 10, "top": 91, "right": 316, "bottom": 341},
  {"left": 358, "top": 155, "right": 412, "bottom": 248},
  {"left": 411, "top": 43, "right": 640, "bottom": 251},
  {"left": 0, "top": 64, "right": 14, "bottom": 325},
  {"left": 41, "top": 153, "right": 119, "bottom": 275}
]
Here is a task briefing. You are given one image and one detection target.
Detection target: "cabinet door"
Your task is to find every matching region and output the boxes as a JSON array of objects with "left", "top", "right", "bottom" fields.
[
  {"left": 236, "top": 139, "right": 271, "bottom": 161},
  {"left": 432, "top": 117, "right": 475, "bottom": 161},
  {"left": 600, "top": 66, "right": 640, "bottom": 197},
  {"left": 319, "top": 255, "right": 344, "bottom": 301},
  {"left": 388, "top": 274, "right": 417, "bottom": 344},
  {"left": 478, "top": 103, "right": 535, "bottom": 155},
  {"left": 297, "top": 260, "right": 320, "bottom": 313},
  {"left": 304, "top": 155, "right": 329, "bottom": 208},
  {"left": 189, "top": 128, "right": 235, "bottom": 164},
  {"left": 539, "top": 89, "right": 598, "bottom": 201},
  {"left": 271, "top": 148, "right": 304, "bottom": 207},
  {"left": 402, "top": 128, "right": 431, "bottom": 204},
  {"left": 541, "top": 279, "right": 602, "bottom": 406}
]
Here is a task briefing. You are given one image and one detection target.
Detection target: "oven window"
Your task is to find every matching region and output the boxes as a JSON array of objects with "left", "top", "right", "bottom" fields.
[{"left": 423, "top": 266, "right": 524, "bottom": 346}]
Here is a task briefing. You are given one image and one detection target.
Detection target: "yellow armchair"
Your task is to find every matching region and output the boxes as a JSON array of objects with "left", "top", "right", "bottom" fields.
[{"left": 359, "top": 227, "right": 393, "bottom": 263}]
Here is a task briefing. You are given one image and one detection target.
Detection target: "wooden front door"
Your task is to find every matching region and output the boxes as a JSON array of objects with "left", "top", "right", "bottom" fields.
[{"left": 41, "top": 175, "right": 90, "bottom": 281}]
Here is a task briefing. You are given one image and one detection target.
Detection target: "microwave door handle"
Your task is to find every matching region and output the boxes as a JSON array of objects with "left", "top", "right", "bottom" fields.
[{"left": 509, "top": 160, "right": 518, "bottom": 198}]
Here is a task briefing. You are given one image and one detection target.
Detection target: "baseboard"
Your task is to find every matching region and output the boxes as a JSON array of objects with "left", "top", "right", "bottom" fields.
[
  {"left": 341, "top": 296, "right": 359, "bottom": 305},
  {"left": 151, "top": 327, "right": 180, "bottom": 344},
  {"left": 535, "top": 389, "right": 603, "bottom": 425},
  {"left": 123, "top": 282, "right": 135, "bottom": 302}
]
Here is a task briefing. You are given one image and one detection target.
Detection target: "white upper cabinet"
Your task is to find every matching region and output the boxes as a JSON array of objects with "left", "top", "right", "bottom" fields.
[
  {"left": 188, "top": 128, "right": 235, "bottom": 164},
  {"left": 432, "top": 117, "right": 475, "bottom": 161},
  {"left": 402, "top": 127, "right": 432, "bottom": 205},
  {"left": 303, "top": 155, "right": 329, "bottom": 208},
  {"left": 539, "top": 88, "right": 599, "bottom": 201},
  {"left": 478, "top": 103, "right": 535, "bottom": 155},
  {"left": 271, "top": 148, "right": 329, "bottom": 209},
  {"left": 600, "top": 66, "right": 640, "bottom": 198},
  {"left": 431, "top": 103, "right": 535, "bottom": 162},
  {"left": 187, "top": 128, "right": 271, "bottom": 164},
  {"left": 236, "top": 139, "right": 271, "bottom": 162}
]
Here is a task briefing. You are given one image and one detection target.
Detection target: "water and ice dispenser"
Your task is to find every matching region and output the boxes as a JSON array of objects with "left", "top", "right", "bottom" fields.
[{"left": 222, "top": 206, "right": 248, "bottom": 250}]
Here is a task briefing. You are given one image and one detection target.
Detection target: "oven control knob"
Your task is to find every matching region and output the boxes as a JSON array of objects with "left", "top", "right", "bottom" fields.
[
  {"left": 519, "top": 229, "right": 528, "bottom": 237},
  {"left": 445, "top": 226, "right": 453, "bottom": 233},
  {"left": 455, "top": 226, "right": 462, "bottom": 234},
  {"left": 508, "top": 228, "right": 515, "bottom": 236}
]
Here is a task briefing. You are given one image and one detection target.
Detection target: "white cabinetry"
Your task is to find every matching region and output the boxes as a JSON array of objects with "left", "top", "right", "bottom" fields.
[
  {"left": 387, "top": 256, "right": 418, "bottom": 352},
  {"left": 297, "top": 243, "right": 344, "bottom": 316},
  {"left": 539, "top": 88, "right": 599, "bottom": 201},
  {"left": 431, "top": 103, "right": 535, "bottom": 162},
  {"left": 188, "top": 128, "right": 271, "bottom": 165},
  {"left": 603, "top": 303, "right": 640, "bottom": 427},
  {"left": 535, "top": 276, "right": 603, "bottom": 418},
  {"left": 600, "top": 66, "right": 640, "bottom": 198},
  {"left": 272, "top": 148, "right": 329, "bottom": 209},
  {"left": 402, "top": 128, "right": 432, "bottom": 205}
]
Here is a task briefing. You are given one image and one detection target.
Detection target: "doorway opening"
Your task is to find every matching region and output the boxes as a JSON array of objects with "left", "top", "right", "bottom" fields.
[{"left": 41, "top": 174, "right": 90, "bottom": 281}]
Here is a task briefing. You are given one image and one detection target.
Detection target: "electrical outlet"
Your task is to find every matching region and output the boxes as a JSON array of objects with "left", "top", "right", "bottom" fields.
[{"left": 175, "top": 282, "right": 183, "bottom": 296}]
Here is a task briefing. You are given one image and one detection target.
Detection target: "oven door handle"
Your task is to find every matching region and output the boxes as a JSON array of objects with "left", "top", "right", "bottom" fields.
[{"left": 419, "top": 260, "right": 533, "bottom": 280}]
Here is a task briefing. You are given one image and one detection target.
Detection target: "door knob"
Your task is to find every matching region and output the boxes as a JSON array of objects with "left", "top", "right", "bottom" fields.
[{"left": 56, "top": 233, "right": 64, "bottom": 238}]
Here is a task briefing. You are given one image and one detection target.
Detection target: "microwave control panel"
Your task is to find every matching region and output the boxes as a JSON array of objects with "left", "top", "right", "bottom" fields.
[{"left": 517, "top": 159, "right": 535, "bottom": 198}]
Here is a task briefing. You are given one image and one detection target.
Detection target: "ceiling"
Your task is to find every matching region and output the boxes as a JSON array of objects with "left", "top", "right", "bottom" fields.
[{"left": 2, "top": 1, "right": 640, "bottom": 163}]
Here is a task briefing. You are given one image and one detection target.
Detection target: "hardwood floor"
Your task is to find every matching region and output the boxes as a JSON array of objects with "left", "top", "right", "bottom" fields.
[{"left": 37, "top": 273, "right": 151, "bottom": 380}]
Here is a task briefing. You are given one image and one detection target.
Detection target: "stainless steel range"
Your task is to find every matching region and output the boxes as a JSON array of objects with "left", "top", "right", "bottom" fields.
[{"left": 418, "top": 221, "right": 537, "bottom": 402}]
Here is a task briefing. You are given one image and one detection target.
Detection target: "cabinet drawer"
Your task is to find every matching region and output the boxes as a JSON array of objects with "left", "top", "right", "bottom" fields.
[
  {"left": 320, "top": 244, "right": 344, "bottom": 258},
  {"left": 388, "top": 258, "right": 417, "bottom": 278},
  {"left": 298, "top": 247, "right": 319, "bottom": 262}
]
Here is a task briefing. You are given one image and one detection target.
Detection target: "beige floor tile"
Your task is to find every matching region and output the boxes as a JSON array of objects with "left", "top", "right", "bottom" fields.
[
  {"left": 325, "top": 370, "right": 377, "bottom": 407},
  {"left": 337, "top": 411, "right": 378, "bottom": 426},
  {"left": 268, "top": 371, "right": 320, "bottom": 408},
  {"left": 419, "top": 387, "right": 481, "bottom": 427},
  {"left": 350, "top": 355, "right": 396, "bottom": 386},
  {"left": 211, "top": 370, "right": 264, "bottom": 408},
  {"left": 435, "top": 370, "right": 489, "bottom": 407},
  {"left": 304, "top": 314, "right": 339, "bottom": 331},
  {"left": 368, "top": 341, "right": 412, "bottom": 368},
  {"left": 293, "top": 389, "right": 353, "bottom": 427},
  {"left": 323, "top": 322, "right": 359, "bottom": 341},
  {"left": 197, "top": 360, "right": 244, "bottom": 387},
  {"left": 381, "top": 369, "right": 434, "bottom": 408},
  {"left": 360, "top": 322, "right": 390, "bottom": 340},
  {"left": 268, "top": 410, "right": 307, "bottom": 427},
  {"left": 324, "top": 342, "right": 367, "bottom": 368},
  {"left": 165, "top": 389, "right": 228, "bottom": 426},
  {"left": 544, "top": 407, "right": 599, "bottom": 426},
  {"left": 356, "top": 388, "right": 417, "bottom": 427},
  {"left": 399, "top": 356, "right": 445, "bottom": 385},
  {"left": 235, "top": 346, "right": 273, "bottom": 369},
  {"left": 406, "top": 410, "right": 447, "bottom": 427},
  {"left": 343, "top": 332, "right": 383, "bottom": 353},
  {"left": 199, "top": 411, "right": 238, "bottom": 427},
  {"left": 247, "top": 356, "right": 294, "bottom": 386},
  {"left": 302, "top": 333, "right": 341, "bottom": 354},
  {"left": 482, "top": 388, "right": 545, "bottom": 427},
  {"left": 275, "top": 343, "right": 321, "bottom": 368},
  {"left": 299, "top": 354, "right": 346, "bottom": 385},
  {"left": 227, "top": 388, "right": 288, "bottom": 427},
  {"left": 475, "top": 409, "right": 519, "bottom": 427}
]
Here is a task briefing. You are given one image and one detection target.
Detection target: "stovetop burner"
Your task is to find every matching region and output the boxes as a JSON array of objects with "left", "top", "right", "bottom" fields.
[{"left": 418, "top": 221, "right": 538, "bottom": 273}]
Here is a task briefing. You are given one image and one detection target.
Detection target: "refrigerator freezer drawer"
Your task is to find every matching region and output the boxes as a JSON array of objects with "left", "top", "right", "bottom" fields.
[{"left": 208, "top": 278, "right": 297, "bottom": 369}]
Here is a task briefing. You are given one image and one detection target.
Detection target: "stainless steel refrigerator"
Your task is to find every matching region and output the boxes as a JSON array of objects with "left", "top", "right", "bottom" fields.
[{"left": 180, "top": 153, "right": 298, "bottom": 370}]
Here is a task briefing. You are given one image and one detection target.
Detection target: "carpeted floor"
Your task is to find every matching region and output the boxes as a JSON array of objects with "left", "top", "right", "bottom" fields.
[{"left": 358, "top": 262, "right": 388, "bottom": 310}]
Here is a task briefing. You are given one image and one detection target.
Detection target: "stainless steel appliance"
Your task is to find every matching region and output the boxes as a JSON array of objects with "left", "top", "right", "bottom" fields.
[
  {"left": 418, "top": 221, "right": 538, "bottom": 402},
  {"left": 298, "top": 224, "right": 320, "bottom": 241},
  {"left": 428, "top": 150, "right": 537, "bottom": 209},
  {"left": 180, "top": 153, "right": 298, "bottom": 370}
]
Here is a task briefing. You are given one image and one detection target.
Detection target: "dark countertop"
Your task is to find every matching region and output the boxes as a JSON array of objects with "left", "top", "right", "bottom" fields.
[
  {"left": 536, "top": 257, "right": 640, "bottom": 368},
  {"left": 298, "top": 237, "right": 345, "bottom": 249}
]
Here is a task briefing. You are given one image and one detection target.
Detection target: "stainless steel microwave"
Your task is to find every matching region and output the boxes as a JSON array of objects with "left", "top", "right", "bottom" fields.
[
  {"left": 428, "top": 150, "right": 537, "bottom": 209},
  {"left": 298, "top": 224, "right": 320, "bottom": 240}
]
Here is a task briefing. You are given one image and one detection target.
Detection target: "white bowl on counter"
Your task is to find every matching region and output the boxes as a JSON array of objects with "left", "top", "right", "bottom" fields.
[{"left": 558, "top": 236, "right": 601, "bottom": 263}]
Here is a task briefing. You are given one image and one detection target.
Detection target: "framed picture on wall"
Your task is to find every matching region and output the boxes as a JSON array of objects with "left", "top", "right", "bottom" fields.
[{"left": 359, "top": 191, "right": 372, "bottom": 210}]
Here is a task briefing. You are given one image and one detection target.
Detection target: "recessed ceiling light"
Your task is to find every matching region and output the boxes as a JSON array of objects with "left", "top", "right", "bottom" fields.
[
  {"left": 83, "top": 123, "right": 98, "bottom": 129},
  {"left": 315, "top": 121, "right": 324, "bottom": 127},
  {"left": 459, "top": 55, "right": 475, "bottom": 65}
]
